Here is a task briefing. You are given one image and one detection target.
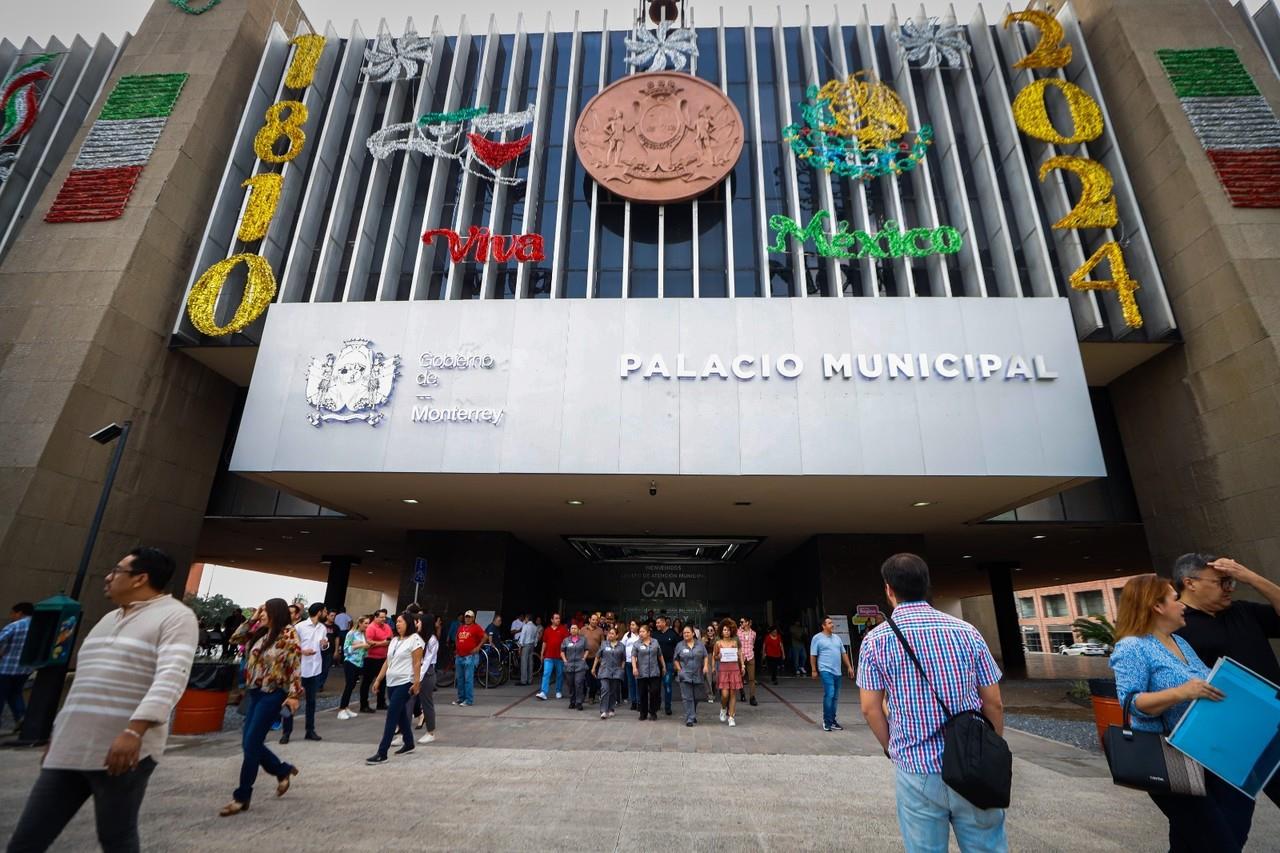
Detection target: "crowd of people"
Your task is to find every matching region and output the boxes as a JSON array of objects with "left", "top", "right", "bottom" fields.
[{"left": 3, "top": 545, "right": 1279, "bottom": 853}]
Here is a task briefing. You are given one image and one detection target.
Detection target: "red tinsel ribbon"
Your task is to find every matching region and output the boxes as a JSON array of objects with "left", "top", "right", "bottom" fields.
[
  {"left": 1205, "top": 148, "right": 1280, "bottom": 208},
  {"left": 45, "top": 166, "right": 144, "bottom": 223},
  {"left": 467, "top": 132, "right": 532, "bottom": 169}
]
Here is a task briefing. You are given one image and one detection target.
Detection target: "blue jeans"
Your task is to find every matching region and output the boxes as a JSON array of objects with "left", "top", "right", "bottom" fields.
[
  {"left": 819, "top": 670, "right": 840, "bottom": 725},
  {"left": 625, "top": 666, "right": 637, "bottom": 703},
  {"left": 540, "top": 658, "right": 564, "bottom": 695},
  {"left": 376, "top": 682, "right": 414, "bottom": 757},
  {"left": 235, "top": 689, "right": 294, "bottom": 804},
  {"left": 895, "top": 768, "right": 1007, "bottom": 853},
  {"left": 790, "top": 645, "right": 807, "bottom": 674},
  {"left": 661, "top": 666, "right": 675, "bottom": 712},
  {"left": 455, "top": 653, "right": 477, "bottom": 704},
  {"left": 0, "top": 672, "right": 29, "bottom": 725}
]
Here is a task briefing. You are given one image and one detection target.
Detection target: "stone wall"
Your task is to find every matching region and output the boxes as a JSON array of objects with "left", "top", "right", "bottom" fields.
[
  {"left": 1073, "top": 0, "right": 1280, "bottom": 592},
  {"left": 0, "top": 0, "right": 306, "bottom": 622}
]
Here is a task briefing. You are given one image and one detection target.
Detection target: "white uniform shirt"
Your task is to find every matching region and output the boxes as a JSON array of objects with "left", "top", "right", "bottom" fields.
[
  {"left": 418, "top": 634, "right": 439, "bottom": 677},
  {"left": 296, "top": 619, "right": 329, "bottom": 678},
  {"left": 386, "top": 634, "right": 426, "bottom": 687},
  {"left": 510, "top": 617, "right": 524, "bottom": 637},
  {"left": 622, "top": 631, "right": 641, "bottom": 662},
  {"left": 518, "top": 621, "right": 539, "bottom": 646}
]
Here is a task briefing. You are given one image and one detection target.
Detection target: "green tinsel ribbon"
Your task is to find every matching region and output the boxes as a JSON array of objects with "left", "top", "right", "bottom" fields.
[
  {"left": 169, "top": 0, "right": 222, "bottom": 14},
  {"left": 98, "top": 74, "right": 188, "bottom": 121},
  {"left": 419, "top": 106, "right": 488, "bottom": 126},
  {"left": 1156, "top": 48, "right": 1258, "bottom": 99}
]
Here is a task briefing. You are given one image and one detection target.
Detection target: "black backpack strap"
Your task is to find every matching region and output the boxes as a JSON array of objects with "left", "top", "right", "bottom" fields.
[{"left": 886, "top": 615, "right": 953, "bottom": 720}]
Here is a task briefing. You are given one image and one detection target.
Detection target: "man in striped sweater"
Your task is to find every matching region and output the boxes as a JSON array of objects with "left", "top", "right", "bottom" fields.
[{"left": 8, "top": 547, "right": 198, "bottom": 853}]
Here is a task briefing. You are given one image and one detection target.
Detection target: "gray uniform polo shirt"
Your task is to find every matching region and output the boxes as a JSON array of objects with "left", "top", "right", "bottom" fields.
[
  {"left": 561, "top": 636, "right": 588, "bottom": 672},
  {"left": 674, "top": 641, "right": 708, "bottom": 682},
  {"left": 596, "top": 641, "right": 625, "bottom": 679},
  {"left": 633, "top": 640, "right": 663, "bottom": 678}
]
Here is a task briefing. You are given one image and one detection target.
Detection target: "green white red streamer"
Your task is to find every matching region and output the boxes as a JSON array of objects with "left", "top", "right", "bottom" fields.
[
  {"left": 46, "top": 73, "right": 187, "bottom": 222},
  {"left": 1156, "top": 48, "right": 1280, "bottom": 208}
]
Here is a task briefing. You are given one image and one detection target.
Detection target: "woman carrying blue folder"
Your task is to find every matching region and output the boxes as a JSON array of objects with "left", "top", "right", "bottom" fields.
[{"left": 1110, "top": 574, "right": 1254, "bottom": 852}]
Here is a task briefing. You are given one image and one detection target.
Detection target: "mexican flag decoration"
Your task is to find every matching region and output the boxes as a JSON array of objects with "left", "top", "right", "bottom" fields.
[
  {"left": 1156, "top": 47, "right": 1280, "bottom": 208},
  {"left": 45, "top": 73, "right": 188, "bottom": 222}
]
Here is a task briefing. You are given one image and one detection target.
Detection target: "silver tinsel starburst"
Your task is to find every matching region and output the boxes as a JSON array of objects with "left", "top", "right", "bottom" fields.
[
  {"left": 363, "top": 26, "right": 433, "bottom": 82},
  {"left": 896, "top": 18, "right": 971, "bottom": 70},
  {"left": 624, "top": 20, "right": 699, "bottom": 73}
]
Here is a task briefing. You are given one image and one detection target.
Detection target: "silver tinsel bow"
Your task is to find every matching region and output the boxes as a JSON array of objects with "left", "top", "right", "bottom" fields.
[
  {"left": 624, "top": 20, "right": 699, "bottom": 73},
  {"left": 363, "top": 27, "right": 433, "bottom": 82},
  {"left": 896, "top": 18, "right": 971, "bottom": 69}
]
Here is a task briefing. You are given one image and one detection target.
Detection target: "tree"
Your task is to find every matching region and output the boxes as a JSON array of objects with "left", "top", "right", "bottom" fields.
[
  {"left": 1071, "top": 614, "right": 1116, "bottom": 646},
  {"left": 184, "top": 593, "right": 243, "bottom": 630}
]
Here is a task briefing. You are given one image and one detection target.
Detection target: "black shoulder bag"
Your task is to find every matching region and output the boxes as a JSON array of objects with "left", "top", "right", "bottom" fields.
[
  {"left": 1103, "top": 693, "right": 1205, "bottom": 796},
  {"left": 886, "top": 616, "right": 1012, "bottom": 810}
]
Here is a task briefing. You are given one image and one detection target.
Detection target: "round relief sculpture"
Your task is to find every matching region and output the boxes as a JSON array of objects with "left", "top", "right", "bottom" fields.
[{"left": 574, "top": 72, "right": 743, "bottom": 204}]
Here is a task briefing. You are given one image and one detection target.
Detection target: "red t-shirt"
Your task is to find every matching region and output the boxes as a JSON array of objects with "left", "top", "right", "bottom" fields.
[
  {"left": 541, "top": 624, "right": 570, "bottom": 659},
  {"left": 365, "top": 620, "right": 392, "bottom": 659},
  {"left": 455, "top": 623, "right": 486, "bottom": 656},
  {"left": 763, "top": 633, "right": 785, "bottom": 658}
]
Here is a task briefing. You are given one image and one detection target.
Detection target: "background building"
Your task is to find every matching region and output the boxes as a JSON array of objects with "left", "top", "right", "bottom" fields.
[{"left": 1, "top": 0, "right": 1278, "bottom": 675}]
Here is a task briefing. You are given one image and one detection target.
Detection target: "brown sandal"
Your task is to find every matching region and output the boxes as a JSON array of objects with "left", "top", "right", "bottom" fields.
[
  {"left": 219, "top": 800, "right": 250, "bottom": 817},
  {"left": 276, "top": 765, "right": 299, "bottom": 797}
]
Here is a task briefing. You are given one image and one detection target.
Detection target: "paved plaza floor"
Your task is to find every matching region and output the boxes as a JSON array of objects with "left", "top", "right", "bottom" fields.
[{"left": 1, "top": 677, "right": 1276, "bottom": 851}]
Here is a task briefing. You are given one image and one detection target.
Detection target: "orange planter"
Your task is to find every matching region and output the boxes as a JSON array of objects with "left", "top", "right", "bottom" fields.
[
  {"left": 172, "top": 688, "right": 229, "bottom": 735},
  {"left": 1090, "top": 695, "right": 1124, "bottom": 749}
]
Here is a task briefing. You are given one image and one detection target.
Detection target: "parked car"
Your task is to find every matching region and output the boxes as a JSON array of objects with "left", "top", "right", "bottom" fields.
[{"left": 1059, "top": 642, "right": 1110, "bottom": 656}]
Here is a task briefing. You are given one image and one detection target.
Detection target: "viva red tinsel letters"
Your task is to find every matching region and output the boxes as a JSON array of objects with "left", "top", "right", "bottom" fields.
[{"left": 422, "top": 226, "right": 545, "bottom": 263}]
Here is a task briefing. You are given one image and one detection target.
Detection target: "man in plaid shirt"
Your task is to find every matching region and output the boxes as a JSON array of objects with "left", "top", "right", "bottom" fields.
[
  {"left": 857, "top": 554, "right": 1006, "bottom": 853},
  {"left": 0, "top": 601, "right": 34, "bottom": 731}
]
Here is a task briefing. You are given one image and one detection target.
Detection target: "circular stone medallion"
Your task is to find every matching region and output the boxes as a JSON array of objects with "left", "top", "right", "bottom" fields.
[{"left": 574, "top": 71, "right": 744, "bottom": 204}]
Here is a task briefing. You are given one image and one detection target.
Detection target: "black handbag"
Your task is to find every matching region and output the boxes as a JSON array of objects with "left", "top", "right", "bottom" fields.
[
  {"left": 887, "top": 617, "right": 1013, "bottom": 810},
  {"left": 1103, "top": 693, "right": 1206, "bottom": 796}
]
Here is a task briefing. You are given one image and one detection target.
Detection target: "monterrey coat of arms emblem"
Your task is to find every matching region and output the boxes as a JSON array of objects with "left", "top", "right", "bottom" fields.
[
  {"left": 574, "top": 72, "right": 743, "bottom": 204},
  {"left": 304, "top": 339, "right": 401, "bottom": 426}
]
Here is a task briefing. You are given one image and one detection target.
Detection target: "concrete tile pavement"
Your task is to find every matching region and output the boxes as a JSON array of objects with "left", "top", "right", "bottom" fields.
[{"left": 1, "top": 678, "right": 1276, "bottom": 851}]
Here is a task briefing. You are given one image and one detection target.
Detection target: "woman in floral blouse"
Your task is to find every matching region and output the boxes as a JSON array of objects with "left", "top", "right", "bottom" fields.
[{"left": 221, "top": 598, "right": 302, "bottom": 817}]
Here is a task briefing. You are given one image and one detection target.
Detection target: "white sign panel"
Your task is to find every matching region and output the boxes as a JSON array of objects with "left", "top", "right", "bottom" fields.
[{"left": 231, "top": 298, "right": 1104, "bottom": 478}]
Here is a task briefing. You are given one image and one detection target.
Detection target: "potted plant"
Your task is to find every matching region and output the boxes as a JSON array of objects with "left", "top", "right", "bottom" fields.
[
  {"left": 1071, "top": 615, "right": 1122, "bottom": 748},
  {"left": 174, "top": 594, "right": 244, "bottom": 735}
]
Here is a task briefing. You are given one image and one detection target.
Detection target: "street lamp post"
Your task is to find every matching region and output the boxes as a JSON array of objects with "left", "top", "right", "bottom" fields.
[{"left": 13, "top": 421, "right": 132, "bottom": 746}]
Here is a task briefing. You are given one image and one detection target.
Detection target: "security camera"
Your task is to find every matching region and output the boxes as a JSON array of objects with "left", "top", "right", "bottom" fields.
[{"left": 649, "top": 480, "right": 657, "bottom": 497}]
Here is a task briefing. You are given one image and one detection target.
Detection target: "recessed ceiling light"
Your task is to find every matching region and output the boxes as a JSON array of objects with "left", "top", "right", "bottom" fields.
[
  {"left": 1032, "top": 534, "right": 1047, "bottom": 540},
  {"left": 962, "top": 554, "right": 972, "bottom": 559},
  {"left": 367, "top": 570, "right": 374, "bottom": 575},
  {"left": 364, "top": 549, "right": 375, "bottom": 553},
  {"left": 254, "top": 547, "right": 264, "bottom": 551},
  {"left": 566, "top": 499, "right": 584, "bottom": 506},
  {"left": 281, "top": 535, "right": 293, "bottom": 540},
  {"left": 1014, "top": 567, "right": 1022, "bottom": 572},
  {"left": 299, "top": 530, "right": 311, "bottom": 534},
  {"left": 911, "top": 501, "right": 932, "bottom": 508},
  {"left": 402, "top": 498, "right": 419, "bottom": 504}
]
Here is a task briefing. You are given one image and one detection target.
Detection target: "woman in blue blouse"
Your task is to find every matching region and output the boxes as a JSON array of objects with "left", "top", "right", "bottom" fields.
[{"left": 1110, "top": 574, "right": 1253, "bottom": 852}]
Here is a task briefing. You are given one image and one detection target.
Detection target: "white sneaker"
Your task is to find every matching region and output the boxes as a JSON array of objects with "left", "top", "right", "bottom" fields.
[
  {"left": 728, "top": 716, "right": 736, "bottom": 727},
  {"left": 600, "top": 712, "right": 608, "bottom": 719},
  {"left": 336, "top": 709, "right": 350, "bottom": 720},
  {"left": 719, "top": 708, "right": 727, "bottom": 722},
  {"left": 535, "top": 692, "right": 547, "bottom": 700},
  {"left": 555, "top": 692, "right": 562, "bottom": 699},
  {"left": 417, "top": 733, "right": 435, "bottom": 744}
]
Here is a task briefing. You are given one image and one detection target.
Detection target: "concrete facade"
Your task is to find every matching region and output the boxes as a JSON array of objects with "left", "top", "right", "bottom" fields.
[
  {"left": 0, "top": 0, "right": 306, "bottom": 620},
  {"left": 1074, "top": 0, "right": 1280, "bottom": 591}
]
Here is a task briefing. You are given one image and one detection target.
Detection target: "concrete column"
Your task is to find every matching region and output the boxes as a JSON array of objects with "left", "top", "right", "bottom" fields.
[
  {"left": 0, "top": 0, "right": 310, "bottom": 622},
  {"left": 983, "top": 562, "right": 1027, "bottom": 680},
  {"left": 321, "top": 554, "right": 359, "bottom": 611}
]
